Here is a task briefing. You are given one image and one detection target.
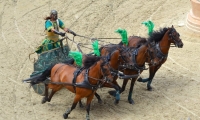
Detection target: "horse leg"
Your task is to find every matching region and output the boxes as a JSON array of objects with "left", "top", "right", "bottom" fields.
[
  {"left": 79, "top": 100, "right": 84, "bottom": 108},
  {"left": 137, "top": 77, "right": 149, "bottom": 83},
  {"left": 147, "top": 66, "right": 160, "bottom": 91},
  {"left": 106, "top": 82, "right": 121, "bottom": 104},
  {"left": 128, "top": 78, "right": 136, "bottom": 104},
  {"left": 137, "top": 65, "right": 161, "bottom": 91},
  {"left": 108, "top": 84, "right": 120, "bottom": 104},
  {"left": 46, "top": 89, "right": 57, "bottom": 102},
  {"left": 41, "top": 84, "right": 49, "bottom": 104},
  {"left": 85, "top": 94, "right": 95, "bottom": 120},
  {"left": 86, "top": 104, "right": 91, "bottom": 120},
  {"left": 137, "top": 66, "right": 157, "bottom": 83},
  {"left": 120, "top": 78, "right": 129, "bottom": 93},
  {"left": 94, "top": 92, "right": 103, "bottom": 104},
  {"left": 63, "top": 95, "right": 81, "bottom": 119},
  {"left": 45, "top": 85, "right": 62, "bottom": 103},
  {"left": 108, "top": 78, "right": 121, "bottom": 96},
  {"left": 111, "top": 83, "right": 121, "bottom": 105}
]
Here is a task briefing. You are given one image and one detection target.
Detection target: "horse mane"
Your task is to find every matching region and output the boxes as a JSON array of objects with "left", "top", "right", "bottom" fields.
[
  {"left": 148, "top": 27, "right": 168, "bottom": 43},
  {"left": 82, "top": 55, "right": 101, "bottom": 69}
]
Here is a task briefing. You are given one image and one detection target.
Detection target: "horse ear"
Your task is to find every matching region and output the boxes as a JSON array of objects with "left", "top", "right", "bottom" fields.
[{"left": 172, "top": 25, "right": 174, "bottom": 28}]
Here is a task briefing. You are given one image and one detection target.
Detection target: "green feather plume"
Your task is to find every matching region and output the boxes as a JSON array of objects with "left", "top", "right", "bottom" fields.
[
  {"left": 92, "top": 40, "right": 100, "bottom": 56},
  {"left": 142, "top": 20, "right": 154, "bottom": 36},
  {"left": 68, "top": 51, "right": 82, "bottom": 67},
  {"left": 115, "top": 28, "right": 128, "bottom": 46}
]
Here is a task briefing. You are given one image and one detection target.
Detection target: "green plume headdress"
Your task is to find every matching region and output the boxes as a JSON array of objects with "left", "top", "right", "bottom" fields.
[
  {"left": 92, "top": 40, "right": 100, "bottom": 56},
  {"left": 115, "top": 28, "right": 128, "bottom": 46},
  {"left": 68, "top": 51, "right": 82, "bottom": 67},
  {"left": 142, "top": 20, "right": 154, "bottom": 36}
]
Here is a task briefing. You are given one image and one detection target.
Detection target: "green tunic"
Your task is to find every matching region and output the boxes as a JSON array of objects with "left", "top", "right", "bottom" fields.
[{"left": 35, "top": 19, "right": 65, "bottom": 54}]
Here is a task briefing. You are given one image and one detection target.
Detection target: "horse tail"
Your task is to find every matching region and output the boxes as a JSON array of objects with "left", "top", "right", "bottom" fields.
[
  {"left": 35, "top": 64, "right": 55, "bottom": 85},
  {"left": 23, "top": 64, "right": 55, "bottom": 86}
]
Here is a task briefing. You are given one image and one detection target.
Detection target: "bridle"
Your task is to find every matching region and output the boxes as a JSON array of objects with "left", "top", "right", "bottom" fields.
[
  {"left": 118, "top": 46, "right": 136, "bottom": 69},
  {"left": 102, "top": 50, "right": 122, "bottom": 79},
  {"left": 87, "top": 52, "right": 120, "bottom": 87},
  {"left": 168, "top": 27, "right": 181, "bottom": 47}
]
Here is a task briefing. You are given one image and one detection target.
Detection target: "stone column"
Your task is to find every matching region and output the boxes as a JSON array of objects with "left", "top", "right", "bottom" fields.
[{"left": 186, "top": 0, "right": 200, "bottom": 33}]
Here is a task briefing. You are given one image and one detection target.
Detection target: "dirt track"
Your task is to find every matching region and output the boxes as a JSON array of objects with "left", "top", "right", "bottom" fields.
[{"left": 1, "top": 0, "right": 200, "bottom": 120}]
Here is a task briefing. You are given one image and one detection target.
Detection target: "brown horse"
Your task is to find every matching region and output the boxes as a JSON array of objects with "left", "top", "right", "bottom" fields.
[
  {"left": 94, "top": 44, "right": 137, "bottom": 104},
  {"left": 27, "top": 54, "right": 116, "bottom": 120},
  {"left": 128, "top": 25, "right": 183, "bottom": 91},
  {"left": 27, "top": 49, "right": 132, "bottom": 119},
  {"left": 115, "top": 38, "right": 159, "bottom": 104}
]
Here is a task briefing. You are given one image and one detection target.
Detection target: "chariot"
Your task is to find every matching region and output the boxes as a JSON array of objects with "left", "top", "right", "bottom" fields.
[{"left": 27, "top": 37, "right": 72, "bottom": 96}]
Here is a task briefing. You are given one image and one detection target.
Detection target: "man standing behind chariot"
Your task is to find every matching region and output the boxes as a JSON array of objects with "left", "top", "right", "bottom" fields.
[{"left": 35, "top": 10, "right": 76, "bottom": 53}]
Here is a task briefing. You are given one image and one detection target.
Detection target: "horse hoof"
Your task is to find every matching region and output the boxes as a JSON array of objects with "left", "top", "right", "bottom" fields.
[
  {"left": 114, "top": 100, "right": 119, "bottom": 105},
  {"left": 147, "top": 88, "right": 152, "bottom": 91},
  {"left": 41, "top": 98, "right": 46, "bottom": 104},
  {"left": 147, "top": 86, "right": 152, "bottom": 91},
  {"left": 86, "top": 114, "right": 90, "bottom": 120},
  {"left": 98, "top": 99, "right": 103, "bottom": 104},
  {"left": 63, "top": 113, "right": 68, "bottom": 119},
  {"left": 137, "top": 77, "right": 143, "bottom": 82},
  {"left": 128, "top": 99, "right": 134, "bottom": 104},
  {"left": 86, "top": 117, "right": 90, "bottom": 120},
  {"left": 108, "top": 90, "right": 116, "bottom": 97}
]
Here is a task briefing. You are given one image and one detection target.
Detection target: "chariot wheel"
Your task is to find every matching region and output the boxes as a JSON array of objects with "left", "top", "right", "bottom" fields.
[{"left": 32, "top": 83, "right": 46, "bottom": 96}]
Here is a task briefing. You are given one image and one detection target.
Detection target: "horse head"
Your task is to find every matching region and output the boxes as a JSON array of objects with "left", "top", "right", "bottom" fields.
[
  {"left": 168, "top": 25, "right": 184, "bottom": 48},
  {"left": 100, "top": 44, "right": 135, "bottom": 70},
  {"left": 117, "top": 45, "right": 137, "bottom": 69},
  {"left": 100, "top": 51, "right": 121, "bottom": 83},
  {"left": 83, "top": 55, "right": 114, "bottom": 84}
]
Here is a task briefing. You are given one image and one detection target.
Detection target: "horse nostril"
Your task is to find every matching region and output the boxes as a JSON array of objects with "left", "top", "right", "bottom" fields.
[{"left": 178, "top": 44, "right": 183, "bottom": 48}]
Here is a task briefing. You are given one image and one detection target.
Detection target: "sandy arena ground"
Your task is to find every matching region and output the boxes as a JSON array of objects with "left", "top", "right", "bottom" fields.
[{"left": 0, "top": 0, "right": 200, "bottom": 120}]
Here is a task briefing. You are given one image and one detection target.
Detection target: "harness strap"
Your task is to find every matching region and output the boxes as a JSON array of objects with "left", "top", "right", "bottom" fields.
[
  {"left": 132, "top": 49, "right": 146, "bottom": 71},
  {"left": 72, "top": 67, "right": 85, "bottom": 92},
  {"left": 75, "top": 69, "right": 99, "bottom": 91},
  {"left": 156, "top": 43, "right": 168, "bottom": 59}
]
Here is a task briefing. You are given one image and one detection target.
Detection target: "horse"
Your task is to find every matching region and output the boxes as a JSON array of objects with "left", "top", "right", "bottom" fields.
[
  {"left": 26, "top": 54, "right": 116, "bottom": 120},
  {"left": 128, "top": 25, "right": 184, "bottom": 91},
  {"left": 99, "top": 38, "right": 158, "bottom": 104},
  {"left": 115, "top": 37, "right": 160, "bottom": 104},
  {"left": 94, "top": 44, "right": 137, "bottom": 104}
]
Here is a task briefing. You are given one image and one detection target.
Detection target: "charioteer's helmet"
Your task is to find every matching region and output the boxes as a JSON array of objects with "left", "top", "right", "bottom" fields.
[
  {"left": 50, "top": 10, "right": 57, "bottom": 15},
  {"left": 50, "top": 10, "right": 58, "bottom": 20}
]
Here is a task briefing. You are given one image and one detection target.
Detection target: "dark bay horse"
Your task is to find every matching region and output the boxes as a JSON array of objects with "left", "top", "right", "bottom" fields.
[
  {"left": 128, "top": 25, "right": 184, "bottom": 91},
  {"left": 103, "top": 39, "right": 158, "bottom": 104},
  {"left": 94, "top": 44, "right": 137, "bottom": 104},
  {"left": 117, "top": 38, "right": 159, "bottom": 104}
]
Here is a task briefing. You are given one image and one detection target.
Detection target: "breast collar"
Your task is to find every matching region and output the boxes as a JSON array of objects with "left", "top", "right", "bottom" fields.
[
  {"left": 156, "top": 43, "right": 168, "bottom": 59},
  {"left": 74, "top": 69, "right": 101, "bottom": 91},
  {"left": 132, "top": 48, "right": 146, "bottom": 71}
]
